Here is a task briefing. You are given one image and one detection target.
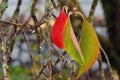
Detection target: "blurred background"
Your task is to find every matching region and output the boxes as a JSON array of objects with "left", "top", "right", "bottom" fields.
[{"left": 0, "top": 0, "right": 120, "bottom": 80}]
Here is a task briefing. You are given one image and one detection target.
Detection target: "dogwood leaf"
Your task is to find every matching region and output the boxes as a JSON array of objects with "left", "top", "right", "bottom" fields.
[
  {"left": 51, "top": 6, "right": 67, "bottom": 49},
  {"left": 76, "top": 19, "right": 100, "bottom": 79},
  {"left": 51, "top": 7, "right": 84, "bottom": 64},
  {"left": 63, "top": 17, "right": 84, "bottom": 64}
]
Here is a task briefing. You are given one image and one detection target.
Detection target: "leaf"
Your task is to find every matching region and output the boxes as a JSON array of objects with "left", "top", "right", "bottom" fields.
[
  {"left": 51, "top": 7, "right": 84, "bottom": 64},
  {"left": 51, "top": 6, "right": 67, "bottom": 49},
  {"left": 63, "top": 17, "right": 84, "bottom": 64},
  {"left": 76, "top": 19, "right": 100, "bottom": 79}
]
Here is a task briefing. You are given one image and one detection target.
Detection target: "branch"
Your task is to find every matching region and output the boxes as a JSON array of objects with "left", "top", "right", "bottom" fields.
[
  {"left": 48, "top": 60, "right": 53, "bottom": 80},
  {"left": 50, "top": 0, "right": 56, "bottom": 8},
  {"left": 100, "top": 45, "right": 114, "bottom": 79},
  {"left": 89, "top": 0, "right": 114, "bottom": 79},
  {"left": 22, "top": 30, "right": 38, "bottom": 75},
  {"left": 33, "top": 61, "right": 49, "bottom": 80},
  {"left": 98, "top": 54, "right": 105, "bottom": 80},
  {"left": 88, "top": 0, "right": 98, "bottom": 23},
  {"left": 7, "top": 15, "right": 31, "bottom": 46},
  {"left": 51, "top": 44, "right": 66, "bottom": 62},
  {"left": 0, "top": 31, "right": 10, "bottom": 80},
  {"left": 0, "top": 20, "right": 21, "bottom": 26}
]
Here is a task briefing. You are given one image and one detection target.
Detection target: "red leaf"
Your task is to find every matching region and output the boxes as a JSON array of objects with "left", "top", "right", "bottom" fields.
[{"left": 51, "top": 6, "right": 67, "bottom": 49}]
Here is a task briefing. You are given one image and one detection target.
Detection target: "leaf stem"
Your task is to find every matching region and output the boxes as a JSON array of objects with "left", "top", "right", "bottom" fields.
[
  {"left": 99, "top": 45, "right": 114, "bottom": 79},
  {"left": 68, "top": 11, "right": 85, "bottom": 22}
]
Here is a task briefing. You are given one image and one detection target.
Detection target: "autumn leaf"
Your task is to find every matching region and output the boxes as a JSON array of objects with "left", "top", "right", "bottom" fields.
[
  {"left": 63, "top": 17, "right": 84, "bottom": 64},
  {"left": 51, "top": 6, "right": 100, "bottom": 79},
  {"left": 51, "top": 6, "right": 67, "bottom": 49},
  {"left": 76, "top": 19, "right": 100, "bottom": 79},
  {"left": 51, "top": 6, "right": 84, "bottom": 64}
]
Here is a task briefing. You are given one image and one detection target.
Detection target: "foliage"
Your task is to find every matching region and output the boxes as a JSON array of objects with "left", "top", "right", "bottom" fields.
[
  {"left": 0, "top": 0, "right": 118, "bottom": 80},
  {"left": 51, "top": 6, "right": 100, "bottom": 79}
]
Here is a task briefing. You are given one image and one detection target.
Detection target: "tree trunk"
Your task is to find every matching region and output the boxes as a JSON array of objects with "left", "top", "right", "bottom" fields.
[{"left": 101, "top": 0, "right": 120, "bottom": 74}]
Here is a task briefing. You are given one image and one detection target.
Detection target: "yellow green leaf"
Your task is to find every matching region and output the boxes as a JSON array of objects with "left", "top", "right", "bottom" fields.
[
  {"left": 76, "top": 19, "right": 100, "bottom": 79},
  {"left": 63, "top": 17, "right": 84, "bottom": 65}
]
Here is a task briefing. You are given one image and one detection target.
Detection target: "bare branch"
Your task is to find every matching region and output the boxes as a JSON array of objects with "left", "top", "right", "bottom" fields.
[
  {"left": 88, "top": 0, "right": 98, "bottom": 22},
  {"left": 0, "top": 20, "right": 21, "bottom": 26},
  {"left": 98, "top": 54, "right": 105, "bottom": 80},
  {"left": 33, "top": 62, "right": 49, "bottom": 80},
  {"left": 22, "top": 30, "right": 38, "bottom": 75},
  {"left": 0, "top": 31, "right": 10, "bottom": 80},
  {"left": 50, "top": 0, "right": 56, "bottom": 8}
]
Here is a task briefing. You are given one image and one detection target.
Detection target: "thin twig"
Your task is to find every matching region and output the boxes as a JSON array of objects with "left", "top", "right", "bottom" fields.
[
  {"left": 52, "top": 13, "right": 57, "bottom": 19},
  {"left": 50, "top": 0, "right": 56, "bottom": 8},
  {"left": 7, "top": 14, "right": 31, "bottom": 46},
  {"left": 22, "top": 30, "right": 38, "bottom": 75},
  {"left": 0, "top": 20, "right": 21, "bottom": 26},
  {"left": 46, "top": 23, "right": 52, "bottom": 57},
  {"left": 98, "top": 53, "right": 105, "bottom": 80},
  {"left": 48, "top": 60, "right": 53, "bottom": 80},
  {"left": 6, "top": 25, "right": 16, "bottom": 56},
  {"left": 88, "top": 0, "right": 98, "bottom": 23},
  {"left": 51, "top": 44, "right": 66, "bottom": 61},
  {"left": 35, "top": 27, "right": 44, "bottom": 70},
  {"left": 33, "top": 62, "right": 49, "bottom": 80},
  {"left": 31, "top": 9, "right": 44, "bottom": 68},
  {"left": 100, "top": 45, "right": 113, "bottom": 79},
  {"left": 53, "top": 51, "right": 66, "bottom": 66},
  {"left": 68, "top": 61, "right": 75, "bottom": 80}
]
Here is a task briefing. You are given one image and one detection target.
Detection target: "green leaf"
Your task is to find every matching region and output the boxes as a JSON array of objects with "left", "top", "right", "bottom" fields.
[
  {"left": 63, "top": 17, "right": 84, "bottom": 65},
  {"left": 76, "top": 19, "right": 100, "bottom": 79}
]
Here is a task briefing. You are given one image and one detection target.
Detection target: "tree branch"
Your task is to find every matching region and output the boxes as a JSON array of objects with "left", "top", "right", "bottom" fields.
[
  {"left": 88, "top": 0, "right": 98, "bottom": 23},
  {"left": 98, "top": 54, "right": 105, "bottom": 80},
  {"left": 0, "top": 20, "right": 21, "bottom": 26},
  {"left": 22, "top": 30, "right": 38, "bottom": 75},
  {"left": 0, "top": 31, "right": 10, "bottom": 80}
]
